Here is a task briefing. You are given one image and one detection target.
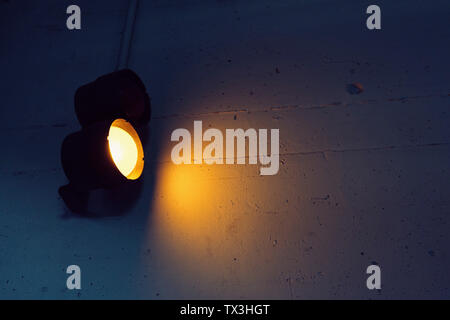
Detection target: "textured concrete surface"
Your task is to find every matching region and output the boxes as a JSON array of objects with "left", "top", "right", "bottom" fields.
[{"left": 0, "top": 0, "right": 449, "bottom": 299}]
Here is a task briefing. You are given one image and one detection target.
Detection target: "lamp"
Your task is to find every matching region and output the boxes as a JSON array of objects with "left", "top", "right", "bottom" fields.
[{"left": 60, "top": 70, "right": 150, "bottom": 214}]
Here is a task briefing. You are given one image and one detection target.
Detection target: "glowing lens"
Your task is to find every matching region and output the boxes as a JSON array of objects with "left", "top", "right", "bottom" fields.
[{"left": 108, "top": 126, "right": 139, "bottom": 178}]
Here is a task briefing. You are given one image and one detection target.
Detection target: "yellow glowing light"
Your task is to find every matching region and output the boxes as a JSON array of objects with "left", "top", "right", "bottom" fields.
[{"left": 108, "top": 119, "right": 144, "bottom": 179}]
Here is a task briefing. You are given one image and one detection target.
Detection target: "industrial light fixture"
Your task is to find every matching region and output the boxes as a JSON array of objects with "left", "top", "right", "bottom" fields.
[{"left": 59, "top": 69, "right": 150, "bottom": 213}]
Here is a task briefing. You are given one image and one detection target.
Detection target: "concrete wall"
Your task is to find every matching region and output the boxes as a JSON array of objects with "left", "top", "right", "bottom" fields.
[{"left": 0, "top": 0, "right": 449, "bottom": 299}]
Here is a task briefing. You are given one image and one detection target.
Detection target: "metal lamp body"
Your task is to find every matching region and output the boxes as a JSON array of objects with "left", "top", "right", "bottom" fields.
[
  {"left": 60, "top": 69, "right": 150, "bottom": 214},
  {"left": 75, "top": 69, "right": 151, "bottom": 127}
]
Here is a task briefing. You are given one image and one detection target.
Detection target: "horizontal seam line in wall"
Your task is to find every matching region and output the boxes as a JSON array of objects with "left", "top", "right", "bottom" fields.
[
  {"left": 151, "top": 92, "right": 450, "bottom": 120},
  {"left": 150, "top": 141, "right": 450, "bottom": 165},
  {"left": 1, "top": 142, "right": 448, "bottom": 176},
  {"left": 1, "top": 92, "right": 448, "bottom": 131}
]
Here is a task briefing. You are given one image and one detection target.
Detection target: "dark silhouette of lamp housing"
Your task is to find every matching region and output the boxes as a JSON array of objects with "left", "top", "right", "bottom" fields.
[
  {"left": 75, "top": 69, "right": 151, "bottom": 127},
  {"left": 60, "top": 69, "right": 150, "bottom": 214}
]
